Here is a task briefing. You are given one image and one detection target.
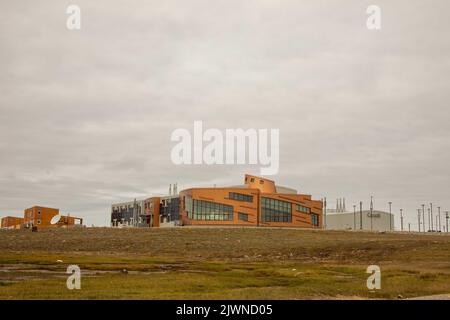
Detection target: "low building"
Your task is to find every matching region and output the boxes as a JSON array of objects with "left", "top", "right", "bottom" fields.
[
  {"left": 1, "top": 206, "right": 83, "bottom": 229},
  {"left": 144, "top": 195, "right": 180, "bottom": 228},
  {"left": 0, "top": 216, "right": 24, "bottom": 229},
  {"left": 23, "top": 206, "right": 83, "bottom": 229},
  {"left": 111, "top": 183, "right": 181, "bottom": 228},
  {"left": 326, "top": 210, "right": 394, "bottom": 232},
  {"left": 111, "top": 199, "right": 146, "bottom": 227}
]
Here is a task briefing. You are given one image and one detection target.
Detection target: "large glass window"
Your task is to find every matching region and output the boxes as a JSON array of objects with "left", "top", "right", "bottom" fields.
[
  {"left": 261, "top": 197, "right": 292, "bottom": 222},
  {"left": 185, "top": 196, "right": 193, "bottom": 218},
  {"left": 311, "top": 214, "right": 319, "bottom": 226},
  {"left": 296, "top": 204, "right": 311, "bottom": 214},
  {"left": 229, "top": 192, "right": 253, "bottom": 203},
  {"left": 192, "top": 199, "right": 233, "bottom": 221}
]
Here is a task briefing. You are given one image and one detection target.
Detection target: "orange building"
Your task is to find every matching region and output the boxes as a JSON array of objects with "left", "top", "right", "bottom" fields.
[
  {"left": 179, "top": 174, "right": 323, "bottom": 228},
  {"left": 23, "top": 206, "right": 60, "bottom": 228},
  {"left": 0, "top": 206, "right": 85, "bottom": 230},
  {"left": 23, "top": 206, "right": 83, "bottom": 229},
  {"left": 0, "top": 216, "right": 24, "bottom": 229}
]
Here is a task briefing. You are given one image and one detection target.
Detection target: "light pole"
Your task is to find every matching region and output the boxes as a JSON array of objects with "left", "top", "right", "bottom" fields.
[
  {"left": 360, "top": 201, "right": 363, "bottom": 230},
  {"left": 388, "top": 202, "right": 392, "bottom": 231},
  {"left": 400, "top": 209, "right": 404, "bottom": 231},
  {"left": 417, "top": 209, "right": 421, "bottom": 232},
  {"left": 353, "top": 205, "right": 356, "bottom": 230},
  {"left": 446, "top": 211, "right": 449, "bottom": 233},
  {"left": 438, "top": 206, "right": 441, "bottom": 232},
  {"left": 428, "top": 208, "right": 431, "bottom": 232},
  {"left": 370, "top": 196, "right": 373, "bottom": 232},
  {"left": 430, "top": 203, "right": 433, "bottom": 232},
  {"left": 422, "top": 204, "right": 425, "bottom": 233}
]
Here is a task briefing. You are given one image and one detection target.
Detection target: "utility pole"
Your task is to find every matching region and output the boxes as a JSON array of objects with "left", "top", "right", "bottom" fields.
[
  {"left": 436, "top": 216, "right": 438, "bottom": 232},
  {"left": 430, "top": 203, "right": 434, "bottom": 232},
  {"left": 133, "top": 198, "right": 137, "bottom": 228},
  {"left": 400, "top": 209, "right": 404, "bottom": 231},
  {"left": 422, "top": 204, "right": 425, "bottom": 233},
  {"left": 428, "top": 208, "right": 431, "bottom": 232},
  {"left": 370, "top": 196, "right": 374, "bottom": 232},
  {"left": 323, "top": 197, "right": 327, "bottom": 230},
  {"left": 438, "top": 206, "right": 441, "bottom": 232},
  {"left": 353, "top": 205, "right": 356, "bottom": 230},
  {"left": 417, "top": 209, "right": 421, "bottom": 232},
  {"left": 446, "top": 211, "right": 449, "bottom": 233},
  {"left": 408, "top": 223, "right": 411, "bottom": 232},
  {"left": 360, "top": 201, "right": 363, "bottom": 230},
  {"left": 388, "top": 202, "right": 392, "bottom": 231}
]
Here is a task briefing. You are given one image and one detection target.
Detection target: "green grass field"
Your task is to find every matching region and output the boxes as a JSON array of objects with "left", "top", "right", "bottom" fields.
[{"left": 1, "top": 227, "right": 450, "bottom": 299}]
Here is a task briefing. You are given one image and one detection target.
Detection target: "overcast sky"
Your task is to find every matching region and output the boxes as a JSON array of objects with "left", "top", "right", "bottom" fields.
[{"left": 1, "top": 0, "right": 449, "bottom": 228}]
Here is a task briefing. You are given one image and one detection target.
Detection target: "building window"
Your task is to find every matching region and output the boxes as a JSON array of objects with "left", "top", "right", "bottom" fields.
[
  {"left": 311, "top": 214, "right": 319, "bottom": 226},
  {"left": 238, "top": 212, "right": 249, "bottom": 222},
  {"left": 296, "top": 204, "right": 311, "bottom": 214},
  {"left": 37, "top": 220, "right": 41, "bottom": 225},
  {"left": 261, "top": 197, "right": 292, "bottom": 223},
  {"left": 192, "top": 199, "right": 233, "bottom": 221},
  {"left": 259, "top": 180, "right": 264, "bottom": 184},
  {"left": 185, "top": 196, "right": 193, "bottom": 218},
  {"left": 250, "top": 178, "right": 255, "bottom": 182},
  {"left": 229, "top": 192, "right": 253, "bottom": 203}
]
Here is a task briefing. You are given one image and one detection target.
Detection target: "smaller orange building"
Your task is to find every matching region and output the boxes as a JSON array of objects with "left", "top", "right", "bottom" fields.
[
  {"left": 23, "top": 206, "right": 83, "bottom": 229},
  {"left": 0, "top": 216, "right": 24, "bottom": 229},
  {"left": 23, "top": 206, "right": 59, "bottom": 228},
  {"left": 1, "top": 206, "right": 83, "bottom": 229}
]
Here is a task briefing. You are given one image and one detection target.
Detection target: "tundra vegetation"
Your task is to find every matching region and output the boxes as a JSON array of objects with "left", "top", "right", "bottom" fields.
[{"left": 0, "top": 227, "right": 449, "bottom": 299}]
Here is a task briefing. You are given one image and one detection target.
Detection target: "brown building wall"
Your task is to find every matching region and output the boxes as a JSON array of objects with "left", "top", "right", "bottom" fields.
[
  {"left": 23, "top": 206, "right": 82, "bottom": 228},
  {"left": 244, "top": 174, "right": 276, "bottom": 193},
  {"left": 1, "top": 216, "right": 24, "bottom": 229},
  {"left": 180, "top": 188, "right": 259, "bottom": 226},
  {"left": 259, "top": 193, "right": 322, "bottom": 228},
  {"left": 144, "top": 197, "right": 161, "bottom": 227},
  {"left": 179, "top": 186, "right": 323, "bottom": 229},
  {"left": 23, "top": 206, "right": 59, "bottom": 228}
]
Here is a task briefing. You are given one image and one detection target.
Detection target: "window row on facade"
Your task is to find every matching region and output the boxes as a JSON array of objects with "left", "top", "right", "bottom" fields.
[
  {"left": 183, "top": 196, "right": 319, "bottom": 225},
  {"left": 229, "top": 192, "right": 253, "bottom": 203},
  {"left": 186, "top": 198, "right": 234, "bottom": 221},
  {"left": 296, "top": 204, "right": 311, "bottom": 214}
]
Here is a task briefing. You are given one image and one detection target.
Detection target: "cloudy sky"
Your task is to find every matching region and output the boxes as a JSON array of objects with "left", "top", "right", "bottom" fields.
[{"left": 1, "top": 0, "right": 449, "bottom": 228}]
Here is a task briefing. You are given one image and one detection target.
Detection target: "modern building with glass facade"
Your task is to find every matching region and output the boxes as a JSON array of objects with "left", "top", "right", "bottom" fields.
[
  {"left": 111, "top": 199, "right": 146, "bottom": 227},
  {"left": 111, "top": 185, "right": 180, "bottom": 228},
  {"left": 179, "top": 174, "right": 323, "bottom": 228}
]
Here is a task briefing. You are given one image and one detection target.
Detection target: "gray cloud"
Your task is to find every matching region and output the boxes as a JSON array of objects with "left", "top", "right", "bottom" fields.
[{"left": 1, "top": 0, "right": 449, "bottom": 227}]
